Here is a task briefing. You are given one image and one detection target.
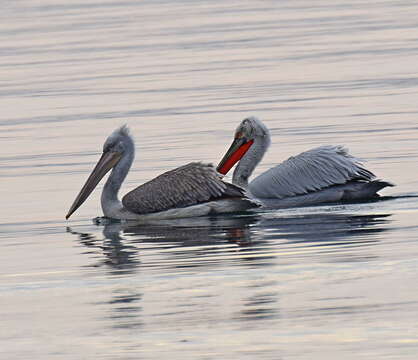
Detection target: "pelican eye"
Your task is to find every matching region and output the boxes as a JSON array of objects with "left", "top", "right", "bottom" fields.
[
  {"left": 103, "top": 141, "right": 116, "bottom": 153},
  {"left": 235, "top": 131, "right": 244, "bottom": 139}
]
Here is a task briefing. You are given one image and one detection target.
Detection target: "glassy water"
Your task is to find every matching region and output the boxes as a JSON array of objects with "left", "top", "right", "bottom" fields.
[{"left": 1, "top": 1, "right": 418, "bottom": 359}]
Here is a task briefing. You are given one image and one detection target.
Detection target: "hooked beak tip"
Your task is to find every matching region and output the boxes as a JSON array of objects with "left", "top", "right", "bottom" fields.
[{"left": 65, "top": 209, "right": 74, "bottom": 219}]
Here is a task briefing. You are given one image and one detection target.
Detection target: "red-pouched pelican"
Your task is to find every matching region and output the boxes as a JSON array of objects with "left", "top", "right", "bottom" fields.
[
  {"left": 65, "top": 125, "right": 259, "bottom": 220},
  {"left": 217, "top": 117, "right": 393, "bottom": 208}
]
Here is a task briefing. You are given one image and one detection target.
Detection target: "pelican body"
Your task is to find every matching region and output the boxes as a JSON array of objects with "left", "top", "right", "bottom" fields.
[
  {"left": 217, "top": 117, "right": 393, "bottom": 208},
  {"left": 66, "top": 126, "right": 259, "bottom": 221}
]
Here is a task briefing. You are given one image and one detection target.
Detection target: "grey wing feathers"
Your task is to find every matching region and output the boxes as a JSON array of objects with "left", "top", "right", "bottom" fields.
[
  {"left": 248, "top": 145, "right": 375, "bottom": 199},
  {"left": 122, "top": 162, "right": 247, "bottom": 214}
]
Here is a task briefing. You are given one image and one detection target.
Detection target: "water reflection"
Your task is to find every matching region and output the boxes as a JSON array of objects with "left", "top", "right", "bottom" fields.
[
  {"left": 66, "top": 210, "right": 392, "bottom": 334},
  {"left": 107, "top": 289, "right": 143, "bottom": 330},
  {"left": 237, "top": 290, "right": 280, "bottom": 322},
  {"left": 68, "top": 210, "right": 392, "bottom": 272},
  {"left": 67, "top": 214, "right": 261, "bottom": 272}
]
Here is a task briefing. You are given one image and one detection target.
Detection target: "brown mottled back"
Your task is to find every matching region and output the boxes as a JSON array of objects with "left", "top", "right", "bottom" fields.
[{"left": 122, "top": 162, "right": 249, "bottom": 214}]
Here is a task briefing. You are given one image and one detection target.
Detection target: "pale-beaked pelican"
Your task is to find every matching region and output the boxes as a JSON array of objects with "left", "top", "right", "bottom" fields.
[
  {"left": 65, "top": 125, "right": 259, "bottom": 220},
  {"left": 217, "top": 117, "right": 393, "bottom": 208}
]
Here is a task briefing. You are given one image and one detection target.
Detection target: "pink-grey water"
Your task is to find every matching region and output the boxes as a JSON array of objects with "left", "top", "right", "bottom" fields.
[{"left": 1, "top": 1, "right": 418, "bottom": 359}]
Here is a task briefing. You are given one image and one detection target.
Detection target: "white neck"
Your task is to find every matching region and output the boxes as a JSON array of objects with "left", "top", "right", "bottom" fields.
[
  {"left": 101, "top": 149, "right": 134, "bottom": 218},
  {"left": 232, "top": 133, "right": 270, "bottom": 188}
]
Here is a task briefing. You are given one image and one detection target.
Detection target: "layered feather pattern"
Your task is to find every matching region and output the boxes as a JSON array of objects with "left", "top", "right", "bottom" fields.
[
  {"left": 248, "top": 145, "right": 375, "bottom": 199},
  {"left": 123, "top": 162, "right": 250, "bottom": 214}
]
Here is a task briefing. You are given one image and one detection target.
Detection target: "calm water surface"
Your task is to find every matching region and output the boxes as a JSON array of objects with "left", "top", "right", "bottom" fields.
[{"left": 1, "top": 1, "right": 418, "bottom": 359}]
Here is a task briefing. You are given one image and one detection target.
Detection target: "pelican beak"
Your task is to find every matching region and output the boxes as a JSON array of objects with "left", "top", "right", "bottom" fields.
[
  {"left": 217, "top": 137, "right": 254, "bottom": 175},
  {"left": 65, "top": 151, "right": 122, "bottom": 219}
]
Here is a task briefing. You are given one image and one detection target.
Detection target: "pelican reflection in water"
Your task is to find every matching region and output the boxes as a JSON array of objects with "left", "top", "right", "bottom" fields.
[
  {"left": 66, "top": 126, "right": 259, "bottom": 221},
  {"left": 67, "top": 211, "right": 391, "bottom": 270},
  {"left": 217, "top": 117, "right": 394, "bottom": 208},
  {"left": 67, "top": 215, "right": 261, "bottom": 268}
]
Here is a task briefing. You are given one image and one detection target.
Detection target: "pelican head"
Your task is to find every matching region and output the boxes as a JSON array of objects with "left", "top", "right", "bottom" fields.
[
  {"left": 65, "top": 125, "right": 134, "bottom": 219},
  {"left": 217, "top": 116, "right": 270, "bottom": 175}
]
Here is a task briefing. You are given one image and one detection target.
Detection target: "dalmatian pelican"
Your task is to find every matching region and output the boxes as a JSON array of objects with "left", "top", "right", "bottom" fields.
[
  {"left": 217, "top": 117, "right": 393, "bottom": 208},
  {"left": 66, "top": 125, "right": 259, "bottom": 220}
]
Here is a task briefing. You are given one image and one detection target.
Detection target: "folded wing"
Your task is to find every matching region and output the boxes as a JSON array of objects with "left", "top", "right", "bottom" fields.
[
  {"left": 248, "top": 145, "right": 375, "bottom": 199},
  {"left": 122, "top": 162, "right": 248, "bottom": 214}
]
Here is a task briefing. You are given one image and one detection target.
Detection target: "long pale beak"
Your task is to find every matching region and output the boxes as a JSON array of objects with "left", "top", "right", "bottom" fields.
[
  {"left": 65, "top": 151, "right": 122, "bottom": 219},
  {"left": 217, "top": 137, "right": 254, "bottom": 175}
]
